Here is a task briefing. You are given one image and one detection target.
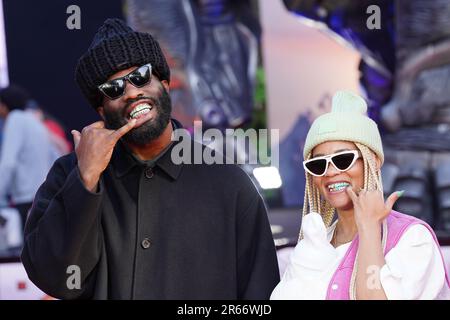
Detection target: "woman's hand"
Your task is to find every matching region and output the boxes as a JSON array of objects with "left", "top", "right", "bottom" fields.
[
  {"left": 346, "top": 187, "right": 403, "bottom": 300},
  {"left": 346, "top": 186, "right": 403, "bottom": 231}
]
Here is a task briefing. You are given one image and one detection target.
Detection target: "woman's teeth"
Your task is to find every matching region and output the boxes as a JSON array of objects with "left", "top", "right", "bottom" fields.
[
  {"left": 328, "top": 182, "right": 350, "bottom": 193},
  {"left": 129, "top": 103, "right": 152, "bottom": 119}
]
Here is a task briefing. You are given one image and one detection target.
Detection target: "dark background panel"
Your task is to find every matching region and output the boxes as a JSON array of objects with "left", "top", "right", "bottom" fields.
[{"left": 3, "top": 0, "right": 124, "bottom": 132}]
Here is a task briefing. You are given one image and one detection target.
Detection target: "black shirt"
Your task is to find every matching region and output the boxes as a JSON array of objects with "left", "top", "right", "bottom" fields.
[{"left": 21, "top": 120, "right": 280, "bottom": 299}]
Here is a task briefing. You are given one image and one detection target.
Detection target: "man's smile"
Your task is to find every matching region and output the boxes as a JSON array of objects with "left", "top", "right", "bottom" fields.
[{"left": 128, "top": 103, "right": 153, "bottom": 120}]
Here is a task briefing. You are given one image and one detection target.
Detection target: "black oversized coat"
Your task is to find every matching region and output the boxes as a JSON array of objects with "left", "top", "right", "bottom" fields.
[{"left": 21, "top": 135, "right": 280, "bottom": 299}]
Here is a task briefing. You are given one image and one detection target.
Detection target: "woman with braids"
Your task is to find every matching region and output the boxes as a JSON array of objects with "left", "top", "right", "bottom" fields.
[{"left": 271, "top": 90, "right": 450, "bottom": 300}]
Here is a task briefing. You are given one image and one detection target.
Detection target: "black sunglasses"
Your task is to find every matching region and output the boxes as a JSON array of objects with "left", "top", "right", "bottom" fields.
[
  {"left": 98, "top": 63, "right": 153, "bottom": 100},
  {"left": 303, "top": 150, "right": 361, "bottom": 177}
]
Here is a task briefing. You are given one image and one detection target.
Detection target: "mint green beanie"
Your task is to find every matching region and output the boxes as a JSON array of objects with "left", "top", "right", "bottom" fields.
[{"left": 303, "top": 90, "right": 384, "bottom": 164}]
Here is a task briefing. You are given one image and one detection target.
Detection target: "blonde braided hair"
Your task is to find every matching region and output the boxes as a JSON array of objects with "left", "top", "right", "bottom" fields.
[{"left": 299, "top": 142, "right": 383, "bottom": 240}]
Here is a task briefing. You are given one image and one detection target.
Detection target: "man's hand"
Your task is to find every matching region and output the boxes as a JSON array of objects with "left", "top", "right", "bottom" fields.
[{"left": 71, "top": 119, "right": 136, "bottom": 192}]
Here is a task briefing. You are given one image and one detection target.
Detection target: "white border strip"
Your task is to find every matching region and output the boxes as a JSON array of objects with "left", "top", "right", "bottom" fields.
[{"left": 0, "top": 0, "right": 9, "bottom": 87}]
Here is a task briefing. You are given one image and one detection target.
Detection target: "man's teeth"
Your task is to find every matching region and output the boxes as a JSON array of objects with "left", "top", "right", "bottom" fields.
[
  {"left": 328, "top": 182, "right": 350, "bottom": 192},
  {"left": 129, "top": 103, "right": 152, "bottom": 119}
]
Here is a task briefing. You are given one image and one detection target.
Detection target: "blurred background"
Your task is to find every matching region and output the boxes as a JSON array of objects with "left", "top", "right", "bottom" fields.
[{"left": 0, "top": 0, "right": 450, "bottom": 299}]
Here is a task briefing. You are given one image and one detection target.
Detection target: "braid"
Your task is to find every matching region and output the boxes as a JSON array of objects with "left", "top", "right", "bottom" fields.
[
  {"left": 299, "top": 154, "right": 312, "bottom": 240},
  {"left": 315, "top": 187, "right": 321, "bottom": 213},
  {"left": 363, "top": 155, "right": 369, "bottom": 189},
  {"left": 355, "top": 143, "right": 383, "bottom": 193}
]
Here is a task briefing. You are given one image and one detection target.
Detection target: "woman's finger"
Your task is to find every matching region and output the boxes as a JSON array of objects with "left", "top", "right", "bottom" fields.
[
  {"left": 346, "top": 185, "right": 359, "bottom": 203},
  {"left": 385, "top": 190, "right": 404, "bottom": 213}
]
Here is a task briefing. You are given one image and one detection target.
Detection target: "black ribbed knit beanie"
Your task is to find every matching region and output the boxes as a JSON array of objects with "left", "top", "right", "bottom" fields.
[{"left": 75, "top": 18, "right": 170, "bottom": 109}]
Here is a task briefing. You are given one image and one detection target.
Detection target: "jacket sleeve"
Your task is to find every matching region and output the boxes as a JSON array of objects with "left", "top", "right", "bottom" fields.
[
  {"left": 379, "top": 224, "right": 450, "bottom": 299},
  {"left": 21, "top": 154, "right": 104, "bottom": 299},
  {"left": 236, "top": 190, "right": 280, "bottom": 299}
]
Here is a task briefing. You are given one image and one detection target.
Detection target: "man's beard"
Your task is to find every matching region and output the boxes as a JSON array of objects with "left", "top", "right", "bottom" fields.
[{"left": 103, "top": 86, "right": 172, "bottom": 145}]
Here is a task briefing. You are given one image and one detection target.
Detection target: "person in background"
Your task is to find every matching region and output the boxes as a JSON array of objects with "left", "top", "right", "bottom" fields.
[
  {"left": 0, "top": 85, "right": 53, "bottom": 229},
  {"left": 26, "top": 100, "right": 72, "bottom": 160},
  {"left": 271, "top": 90, "right": 450, "bottom": 300}
]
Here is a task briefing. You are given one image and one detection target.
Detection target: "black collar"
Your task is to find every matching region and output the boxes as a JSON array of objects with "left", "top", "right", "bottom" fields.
[{"left": 112, "top": 119, "right": 184, "bottom": 180}]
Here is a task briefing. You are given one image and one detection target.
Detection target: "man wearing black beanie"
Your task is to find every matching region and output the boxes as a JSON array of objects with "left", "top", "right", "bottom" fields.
[{"left": 21, "top": 18, "right": 279, "bottom": 300}]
